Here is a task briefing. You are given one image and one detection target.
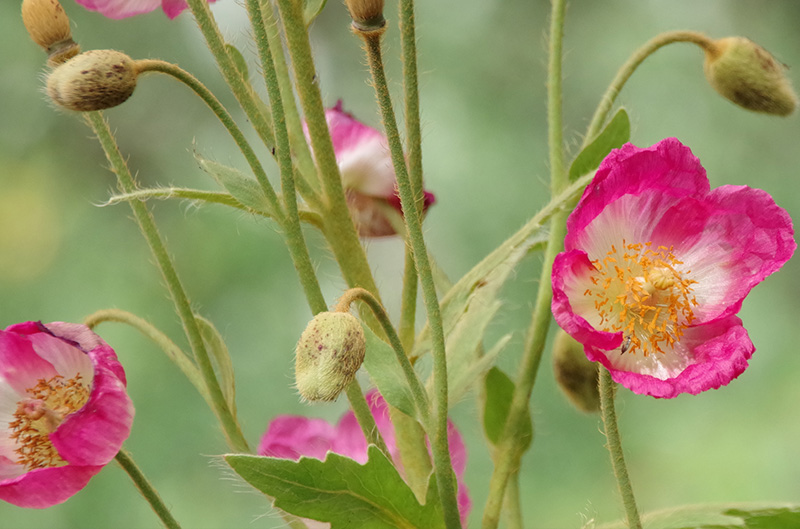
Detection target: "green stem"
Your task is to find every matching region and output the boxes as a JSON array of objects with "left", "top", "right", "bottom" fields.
[
  {"left": 583, "top": 30, "right": 713, "bottom": 145},
  {"left": 504, "top": 471, "right": 524, "bottom": 529},
  {"left": 245, "top": 0, "right": 327, "bottom": 313},
  {"left": 398, "top": 248, "right": 419, "bottom": 352},
  {"left": 275, "top": 0, "right": 382, "bottom": 299},
  {"left": 184, "top": 0, "right": 275, "bottom": 149},
  {"left": 134, "top": 59, "right": 285, "bottom": 214},
  {"left": 599, "top": 369, "right": 643, "bottom": 529},
  {"left": 86, "top": 112, "right": 250, "bottom": 454},
  {"left": 335, "top": 288, "right": 431, "bottom": 427},
  {"left": 343, "top": 380, "right": 390, "bottom": 457},
  {"left": 359, "top": 30, "right": 460, "bottom": 529},
  {"left": 115, "top": 449, "right": 182, "bottom": 529},
  {"left": 482, "top": 0, "right": 568, "bottom": 525}
]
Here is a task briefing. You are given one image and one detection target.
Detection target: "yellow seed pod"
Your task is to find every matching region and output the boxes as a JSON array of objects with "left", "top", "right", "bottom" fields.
[
  {"left": 21, "top": 0, "right": 80, "bottom": 66},
  {"left": 295, "top": 312, "right": 366, "bottom": 402},
  {"left": 704, "top": 37, "right": 797, "bottom": 116},
  {"left": 345, "top": 0, "right": 385, "bottom": 32},
  {"left": 46, "top": 50, "right": 138, "bottom": 112},
  {"left": 552, "top": 330, "right": 600, "bottom": 413}
]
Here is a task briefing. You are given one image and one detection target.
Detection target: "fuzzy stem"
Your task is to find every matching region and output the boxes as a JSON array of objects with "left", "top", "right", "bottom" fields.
[
  {"left": 86, "top": 112, "right": 249, "bottom": 454},
  {"left": 115, "top": 449, "right": 182, "bottom": 529},
  {"left": 358, "top": 30, "right": 461, "bottom": 529},
  {"left": 335, "top": 288, "right": 431, "bottom": 426},
  {"left": 600, "top": 369, "right": 643, "bottom": 529},
  {"left": 504, "top": 471, "right": 524, "bottom": 529},
  {"left": 583, "top": 30, "right": 714, "bottom": 145},
  {"left": 482, "top": 0, "right": 568, "bottom": 525},
  {"left": 275, "top": 0, "right": 382, "bottom": 300},
  {"left": 343, "top": 380, "right": 390, "bottom": 457},
  {"left": 133, "top": 60, "right": 288, "bottom": 213},
  {"left": 398, "top": 249, "right": 419, "bottom": 352},
  {"left": 184, "top": 0, "right": 275, "bottom": 149}
]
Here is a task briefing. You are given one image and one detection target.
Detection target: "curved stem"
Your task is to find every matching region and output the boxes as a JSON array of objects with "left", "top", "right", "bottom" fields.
[
  {"left": 583, "top": 30, "right": 713, "bottom": 145},
  {"left": 335, "top": 288, "right": 431, "bottom": 427},
  {"left": 86, "top": 112, "right": 250, "bottom": 454},
  {"left": 184, "top": 0, "right": 275, "bottom": 149},
  {"left": 133, "top": 59, "right": 286, "bottom": 216},
  {"left": 359, "top": 30, "right": 460, "bottom": 529},
  {"left": 482, "top": 0, "right": 568, "bottom": 525},
  {"left": 599, "top": 368, "right": 643, "bottom": 529},
  {"left": 115, "top": 449, "right": 182, "bottom": 529}
]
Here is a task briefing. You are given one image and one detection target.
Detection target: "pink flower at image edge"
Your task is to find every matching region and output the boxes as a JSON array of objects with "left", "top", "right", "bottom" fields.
[
  {"left": 74, "top": 0, "right": 215, "bottom": 20},
  {"left": 321, "top": 101, "right": 436, "bottom": 237},
  {"left": 259, "top": 390, "right": 471, "bottom": 524},
  {"left": 0, "top": 322, "right": 134, "bottom": 508},
  {"left": 551, "top": 138, "right": 795, "bottom": 398}
]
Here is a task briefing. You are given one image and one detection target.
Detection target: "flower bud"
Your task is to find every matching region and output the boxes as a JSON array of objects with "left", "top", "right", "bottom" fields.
[
  {"left": 21, "top": 0, "right": 80, "bottom": 66},
  {"left": 704, "top": 37, "right": 797, "bottom": 116},
  {"left": 295, "top": 312, "right": 366, "bottom": 402},
  {"left": 552, "top": 331, "right": 600, "bottom": 413},
  {"left": 345, "top": 0, "right": 385, "bottom": 32},
  {"left": 46, "top": 50, "right": 138, "bottom": 112}
]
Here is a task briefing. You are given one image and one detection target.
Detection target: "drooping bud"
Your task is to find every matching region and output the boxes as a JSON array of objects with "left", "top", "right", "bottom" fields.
[
  {"left": 703, "top": 37, "right": 797, "bottom": 116},
  {"left": 345, "top": 0, "right": 385, "bottom": 33},
  {"left": 552, "top": 330, "right": 600, "bottom": 413},
  {"left": 294, "top": 312, "right": 366, "bottom": 402},
  {"left": 46, "top": 50, "right": 138, "bottom": 112},
  {"left": 21, "top": 0, "right": 80, "bottom": 66}
]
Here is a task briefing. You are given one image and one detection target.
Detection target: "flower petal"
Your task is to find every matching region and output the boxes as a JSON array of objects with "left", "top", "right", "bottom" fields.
[
  {"left": 0, "top": 465, "right": 103, "bottom": 508},
  {"left": 258, "top": 416, "right": 337, "bottom": 461},
  {"left": 75, "top": 0, "right": 162, "bottom": 19},
  {"left": 0, "top": 328, "right": 58, "bottom": 397}
]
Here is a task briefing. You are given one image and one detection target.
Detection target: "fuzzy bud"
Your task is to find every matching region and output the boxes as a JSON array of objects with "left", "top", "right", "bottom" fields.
[
  {"left": 345, "top": 0, "right": 385, "bottom": 32},
  {"left": 295, "top": 312, "right": 366, "bottom": 402},
  {"left": 704, "top": 37, "right": 797, "bottom": 116},
  {"left": 46, "top": 50, "right": 138, "bottom": 112},
  {"left": 21, "top": 0, "right": 80, "bottom": 66},
  {"left": 552, "top": 331, "right": 600, "bottom": 413}
]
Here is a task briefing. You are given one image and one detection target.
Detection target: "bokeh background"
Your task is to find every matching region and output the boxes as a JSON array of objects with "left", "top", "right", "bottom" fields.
[{"left": 2, "top": 0, "right": 799, "bottom": 527}]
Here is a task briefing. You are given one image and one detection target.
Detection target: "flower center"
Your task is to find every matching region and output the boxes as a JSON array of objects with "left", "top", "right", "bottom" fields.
[
  {"left": 583, "top": 240, "right": 698, "bottom": 356},
  {"left": 8, "top": 374, "right": 90, "bottom": 471}
]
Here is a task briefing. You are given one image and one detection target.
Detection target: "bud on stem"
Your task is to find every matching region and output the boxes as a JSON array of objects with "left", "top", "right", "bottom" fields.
[
  {"left": 553, "top": 331, "right": 600, "bottom": 413},
  {"left": 46, "top": 50, "right": 139, "bottom": 112},
  {"left": 345, "top": 0, "right": 386, "bottom": 35},
  {"left": 21, "top": 0, "right": 80, "bottom": 66}
]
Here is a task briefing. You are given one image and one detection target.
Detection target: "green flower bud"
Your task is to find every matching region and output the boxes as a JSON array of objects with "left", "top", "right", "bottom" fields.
[
  {"left": 46, "top": 50, "right": 138, "bottom": 112},
  {"left": 552, "top": 331, "right": 600, "bottom": 413},
  {"left": 295, "top": 312, "right": 366, "bottom": 402},
  {"left": 704, "top": 37, "right": 797, "bottom": 116}
]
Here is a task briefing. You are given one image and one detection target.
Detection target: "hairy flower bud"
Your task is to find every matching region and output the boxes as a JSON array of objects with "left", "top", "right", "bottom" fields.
[
  {"left": 21, "top": 0, "right": 80, "bottom": 66},
  {"left": 704, "top": 37, "right": 797, "bottom": 116},
  {"left": 46, "top": 50, "right": 138, "bottom": 112},
  {"left": 552, "top": 331, "right": 600, "bottom": 413},
  {"left": 345, "top": 0, "right": 385, "bottom": 32},
  {"left": 295, "top": 312, "right": 366, "bottom": 402}
]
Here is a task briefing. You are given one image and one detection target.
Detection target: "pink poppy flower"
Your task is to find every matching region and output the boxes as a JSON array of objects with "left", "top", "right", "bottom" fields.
[
  {"left": 74, "top": 0, "right": 214, "bottom": 20},
  {"left": 551, "top": 138, "right": 795, "bottom": 398},
  {"left": 0, "top": 322, "right": 134, "bottom": 508},
  {"left": 260, "top": 390, "right": 470, "bottom": 525},
  {"left": 319, "top": 101, "right": 436, "bottom": 237}
]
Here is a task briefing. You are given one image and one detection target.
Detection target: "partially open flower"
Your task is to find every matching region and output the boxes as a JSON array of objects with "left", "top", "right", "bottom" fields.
[
  {"left": 315, "top": 101, "right": 436, "bottom": 237},
  {"left": 551, "top": 138, "right": 795, "bottom": 398},
  {"left": 74, "top": 0, "right": 215, "bottom": 19},
  {"left": 259, "top": 390, "right": 471, "bottom": 526},
  {"left": 0, "top": 322, "right": 134, "bottom": 508}
]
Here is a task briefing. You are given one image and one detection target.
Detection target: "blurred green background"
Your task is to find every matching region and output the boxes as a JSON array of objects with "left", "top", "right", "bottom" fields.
[{"left": 2, "top": 0, "right": 800, "bottom": 527}]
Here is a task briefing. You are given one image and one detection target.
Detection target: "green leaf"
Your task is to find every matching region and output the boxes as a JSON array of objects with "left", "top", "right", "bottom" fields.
[
  {"left": 102, "top": 187, "right": 258, "bottom": 213},
  {"left": 482, "top": 367, "right": 532, "bottom": 450},
  {"left": 568, "top": 107, "right": 630, "bottom": 181},
  {"left": 592, "top": 503, "right": 800, "bottom": 529},
  {"left": 225, "top": 445, "right": 445, "bottom": 529},
  {"left": 447, "top": 335, "right": 510, "bottom": 406},
  {"left": 195, "top": 315, "right": 237, "bottom": 417},
  {"left": 303, "top": 0, "right": 328, "bottom": 25},
  {"left": 197, "top": 157, "right": 274, "bottom": 216},
  {"left": 226, "top": 43, "right": 249, "bottom": 80},
  {"left": 362, "top": 324, "right": 418, "bottom": 419}
]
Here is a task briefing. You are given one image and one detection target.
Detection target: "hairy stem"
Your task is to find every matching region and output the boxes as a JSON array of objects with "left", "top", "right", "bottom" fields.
[{"left": 115, "top": 449, "right": 182, "bottom": 529}]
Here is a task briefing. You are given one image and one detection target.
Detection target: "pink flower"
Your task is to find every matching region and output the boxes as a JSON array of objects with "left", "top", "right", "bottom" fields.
[
  {"left": 74, "top": 0, "right": 215, "bottom": 19},
  {"left": 320, "top": 101, "right": 436, "bottom": 237},
  {"left": 260, "top": 391, "right": 470, "bottom": 525},
  {"left": 0, "top": 322, "right": 134, "bottom": 508},
  {"left": 551, "top": 138, "right": 795, "bottom": 398}
]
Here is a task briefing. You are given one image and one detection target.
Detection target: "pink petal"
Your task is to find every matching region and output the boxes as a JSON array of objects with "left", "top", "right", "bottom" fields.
[
  {"left": 258, "top": 416, "right": 337, "bottom": 461},
  {"left": 0, "top": 329, "right": 58, "bottom": 396},
  {"left": 590, "top": 316, "right": 753, "bottom": 398},
  {"left": 75, "top": 0, "right": 162, "bottom": 19},
  {"left": 0, "top": 464, "right": 102, "bottom": 508}
]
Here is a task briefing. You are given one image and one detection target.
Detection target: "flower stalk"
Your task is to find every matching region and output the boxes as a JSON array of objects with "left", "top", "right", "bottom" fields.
[{"left": 115, "top": 449, "right": 182, "bottom": 529}]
